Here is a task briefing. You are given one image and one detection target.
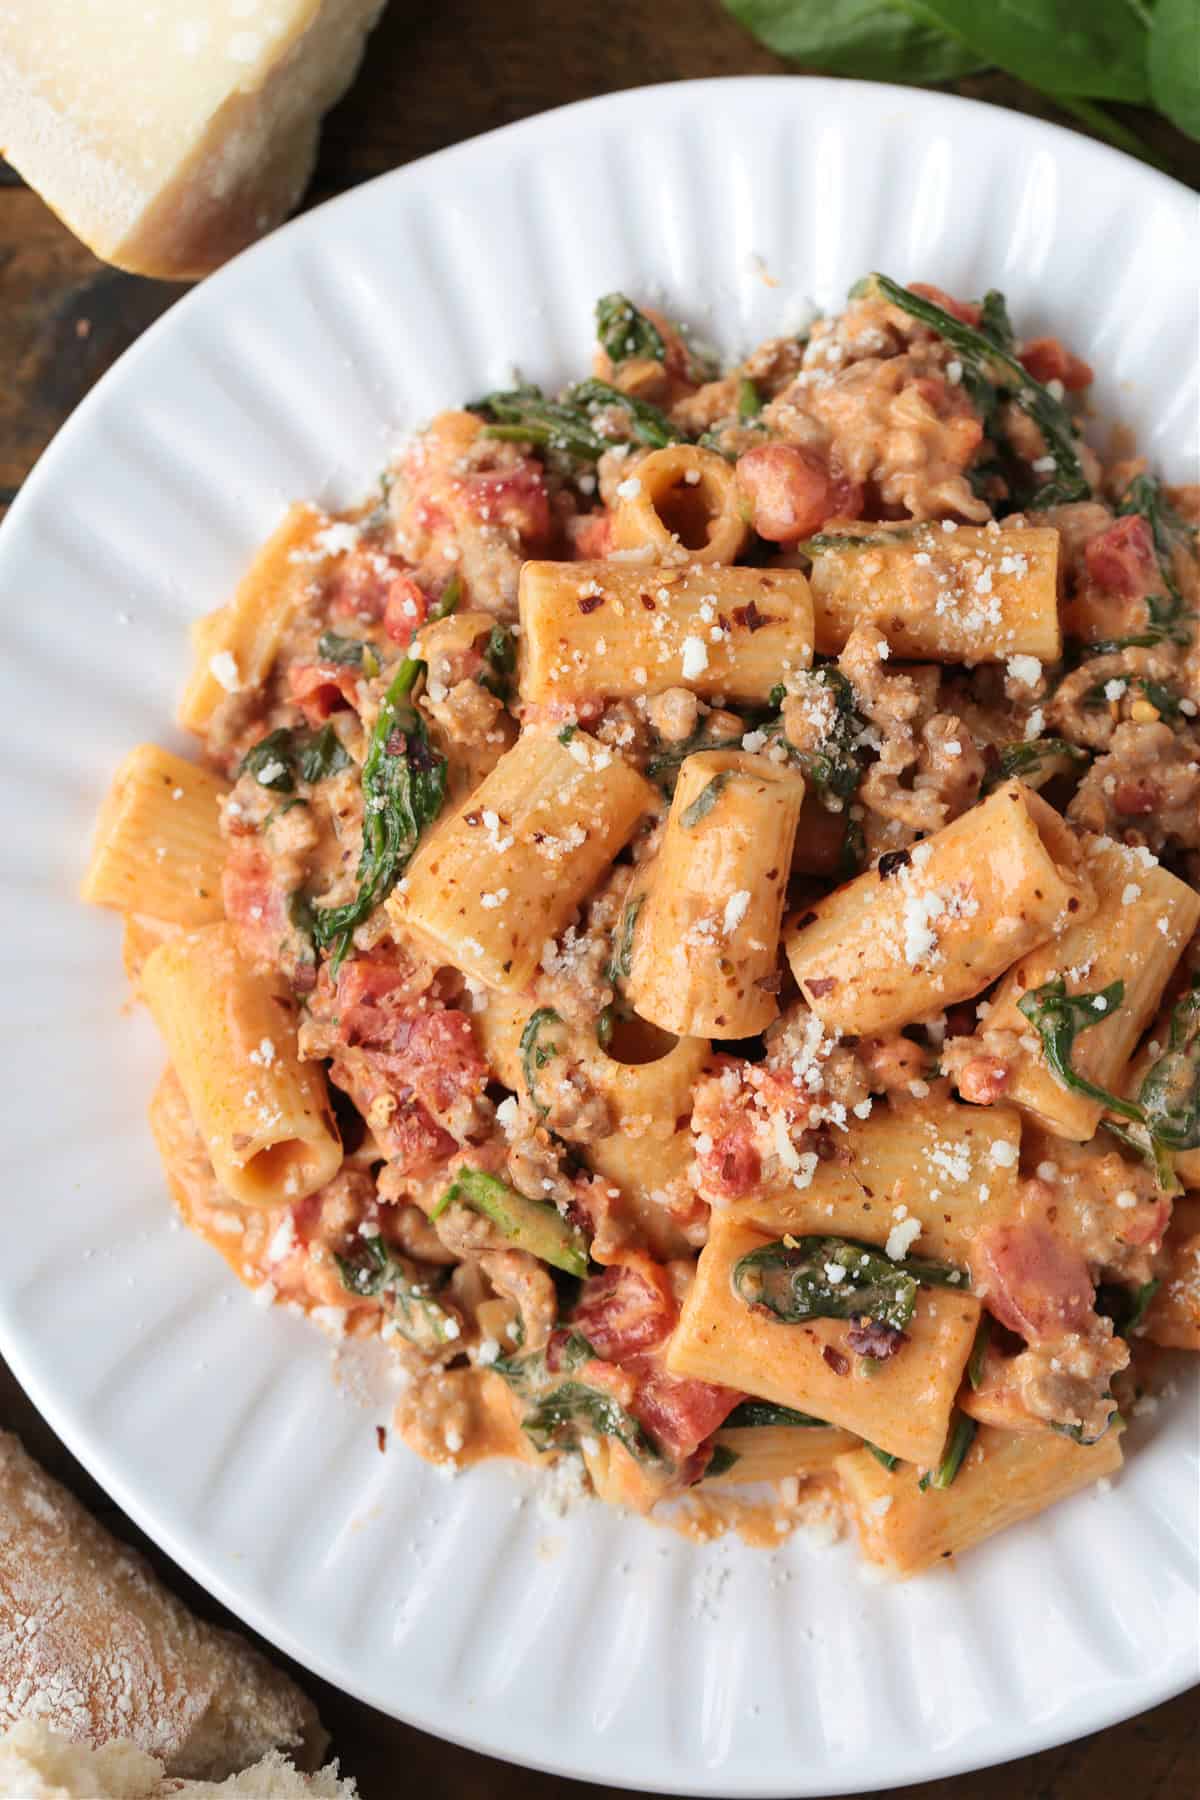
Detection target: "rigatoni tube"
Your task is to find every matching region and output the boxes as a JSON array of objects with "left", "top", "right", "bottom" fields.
[
  {"left": 391, "top": 724, "right": 656, "bottom": 991},
  {"left": 628, "top": 750, "right": 805, "bottom": 1038},
  {"left": 984, "top": 838, "right": 1200, "bottom": 1140},
  {"left": 807, "top": 524, "right": 1061, "bottom": 664},
  {"left": 610, "top": 445, "right": 749, "bottom": 564},
  {"left": 141, "top": 922, "right": 342, "bottom": 1207},
  {"left": 784, "top": 781, "right": 1094, "bottom": 1036},
  {"left": 81, "top": 743, "right": 229, "bottom": 926},
  {"left": 517, "top": 560, "right": 813, "bottom": 706}
]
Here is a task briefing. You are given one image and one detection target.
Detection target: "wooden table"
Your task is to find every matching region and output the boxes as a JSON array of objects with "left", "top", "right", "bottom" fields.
[{"left": 1, "top": 5, "right": 1196, "bottom": 1794}]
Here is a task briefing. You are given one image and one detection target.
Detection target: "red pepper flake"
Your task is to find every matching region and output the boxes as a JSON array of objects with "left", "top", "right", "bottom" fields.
[
  {"left": 807, "top": 976, "right": 837, "bottom": 996},
  {"left": 375, "top": 1425, "right": 388, "bottom": 1453},
  {"left": 732, "top": 600, "right": 769, "bottom": 632},
  {"left": 640, "top": 594, "right": 656, "bottom": 611},
  {"left": 578, "top": 594, "right": 606, "bottom": 614},
  {"left": 822, "top": 1345, "right": 849, "bottom": 1376}
]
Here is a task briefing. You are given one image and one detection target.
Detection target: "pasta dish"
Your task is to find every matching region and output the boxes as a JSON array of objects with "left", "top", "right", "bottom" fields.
[{"left": 83, "top": 276, "right": 1200, "bottom": 1577}]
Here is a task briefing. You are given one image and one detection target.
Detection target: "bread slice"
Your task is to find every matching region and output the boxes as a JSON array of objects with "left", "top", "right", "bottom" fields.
[
  {"left": 0, "top": 1721, "right": 358, "bottom": 1798},
  {"left": 0, "top": 0, "right": 386, "bottom": 278},
  {"left": 0, "top": 1433, "right": 326, "bottom": 1778}
]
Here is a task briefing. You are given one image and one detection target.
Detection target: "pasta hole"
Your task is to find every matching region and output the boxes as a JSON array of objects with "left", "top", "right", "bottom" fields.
[
  {"left": 603, "top": 1015, "right": 679, "bottom": 1065},
  {"left": 652, "top": 477, "right": 721, "bottom": 551},
  {"left": 242, "top": 1140, "right": 315, "bottom": 1199}
]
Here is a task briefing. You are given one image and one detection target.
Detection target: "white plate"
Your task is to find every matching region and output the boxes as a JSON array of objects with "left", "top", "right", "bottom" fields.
[{"left": 0, "top": 76, "right": 1197, "bottom": 1797}]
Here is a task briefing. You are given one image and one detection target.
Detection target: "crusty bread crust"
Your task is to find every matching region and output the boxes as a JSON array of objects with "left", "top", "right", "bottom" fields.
[{"left": 0, "top": 1434, "right": 326, "bottom": 1779}]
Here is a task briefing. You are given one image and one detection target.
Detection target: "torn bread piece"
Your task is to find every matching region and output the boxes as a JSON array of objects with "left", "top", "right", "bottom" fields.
[
  {"left": 0, "top": 0, "right": 386, "bottom": 278},
  {"left": 0, "top": 1433, "right": 326, "bottom": 1779},
  {"left": 0, "top": 1721, "right": 358, "bottom": 1798}
]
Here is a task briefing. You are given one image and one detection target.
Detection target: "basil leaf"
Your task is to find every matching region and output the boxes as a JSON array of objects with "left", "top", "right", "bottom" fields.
[
  {"left": 1148, "top": 0, "right": 1200, "bottom": 137},
  {"left": 1016, "top": 977, "right": 1143, "bottom": 1121},
  {"left": 1139, "top": 978, "right": 1200, "bottom": 1150},
  {"left": 239, "top": 728, "right": 298, "bottom": 793},
  {"left": 869, "top": 274, "right": 1091, "bottom": 507},
  {"left": 312, "top": 656, "right": 447, "bottom": 969},
  {"left": 520, "top": 1007, "right": 564, "bottom": 1118},
  {"left": 596, "top": 292, "right": 666, "bottom": 365},
  {"left": 918, "top": 1409, "right": 976, "bottom": 1491},
  {"left": 731, "top": 1234, "right": 962, "bottom": 1334},
  {"left": 723, "top": 0, "right": 984, "bottom": 83}
]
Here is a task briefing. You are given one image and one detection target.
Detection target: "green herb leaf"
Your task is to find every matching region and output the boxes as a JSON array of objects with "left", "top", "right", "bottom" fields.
[
  {"left": 967, "top": 1312, "right": 991, "bottom": 1390},
  {"left": 317, "top": 630, "right": 368, "bottom": 667},
  {"left": 431, "top": 1165, "right": 589, "bottom": 1278},
  {"left": 520, "top": 1007, "right": 564, "bottom": 1119},
  {"left": 987, "top": 737, "right": 1088, "bottom": 790},
  {"left": 1016, "top": 977, "right": 1143, "bottom": 1121},
  {"left": 1114, "top": 474, "right": 1197, "bottom": 645},
  {"left": 680, "top": 770, "right": 733, "bottom": 830},
  {"left": 918, "top": 1409, "right": 976, "bottom": 1491},
  {"left": 238, "top": 728, "right": 298, "bottom": 793},
  {"left": 910, "top": 1, "right": 1151, "bottom": 102},
  {"left": 596, "top": 292, "right": 666, "bottom": 365},
  {"left": 869, "top": 274, "right": 1091, "bottom": 507},
  {"left": 1138, "top": 978, "right": 1200, "bottom": 1150},
  {"left": 311, "top": 657, "right": 446, "bottom": 969},
  {"left": 864, "top": 1440, "right": 900, "bottom": 1471},
  {"left": 724, "top": 1399, "right": 828, "bottom": 1429},
  {"left": 566, "top": 378, "right": 679, "bottom": 450},
  {"left": 732, "top": 1234, "right": 962, "bottom": 1334},
  {"left": 703, "top": 1444, "right": 742, "bottom": 1478},
  {"left": 334, "top": 1233, "right": 459, "bottom": 1352},
  {"left": 723, "top": 0, "right": 984, "bottom": 83},
  {"left": 479, "top": 622, "right": 516, "bottom": 699},
  {"left": 1148, "top": 0, "right": 1200, "bottom": 138},
  {"left": 1096, "top": 1277, "right": 1161, "bottom": 1337},
  {"left": 606, "top": 895, "right": 643, "bottom": 986},
  {"left": 1050, "top": 1401, "right": 1119, "bottom": 1445},
  {"left": 493, "top": 1331, "right": 659, "bottom": 1463},
  {"left": 737, "top": 376, "right": 763, "bottom": 420},
  {"left": 430, "top": 574, "right": 461, "bottom": 621},
  {"left": 297, "top": 723, "right": 351, "bottom": 785}
]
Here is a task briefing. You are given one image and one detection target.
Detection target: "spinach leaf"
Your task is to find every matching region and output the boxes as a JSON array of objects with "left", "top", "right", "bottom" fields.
[
  {"left": 1016, "top": 977, "right": 1143, "bottom": 1121},
  {"left": 317, "top": 630, "right": 372, "bottom": 669},
  {"left": 918, "top": 1409, "right": 976, "bottom": 1491},
  {"left": 1086, "top": 590, "right": 1195, "bottom": 656},
  {"left": 704, "top": 1444, "right": 741, "bottom": 1478},
  {"left": 723, "top": 0, "right": 984, "bottom": 83},
  {"left": 333, "top": 1233, "right": 460, "bottom": 1353},
  {"left": 646, "top": 724, "right": 749, "bottom": 788},
  {"left": 479, "top": 623, "right": 516, "bottom": 699},
  {"left": 680, "top": 770, "right": 732, "bottom": 830},
  {"left": 431, "top": 1165, "right": 589, "bottom": 1277},
  {"left": 298, "top": 723, "right": 351, "bottom": 784},
  {"left": 864, "top": 1441, "right": 900, "bottom": 1471},
  {"left": 724, "top": 1399, "right": 828, "bottom": 1429},
  {"left": 967, "top": 1313, "right": 991, "bottom": 1390},
  {"left": 869, "top": 274, "right": 1091, "bottom": 506},
  {"left": 978, "top": 288, "right": 1017, "bottom": 353},
  {"left": 494, "top": 1330, "right": 594, "bottom": 1394},
  {"left": 566, "top": 379, "right": 679, "bottom": 450},
  {"left": 1115, "top": 474, "right": 1197, "bottom": 643},
  {"left": 738, "top": 376, "right": 763, "bottom": 420},
  {"left": 986, "top": 737, "right": 1088, "bottom": 790},
  {"left": 471, "top": 384, "right": 608, "bottom": 461},
  {"left": 239, "top": 728, "right": 298, "bottom": 793},
  {"left": 606, "top": 895, "right": 644, "bottom": 985},
  {"left": 1099, "top": 1118, "right": 1181, "bottom": 1196},
  {"left": 596, "top": 292, "right": 666, "bottom": 365},
  {"left": 1148, "top": 0, "right": 1200, "bottom": 138},
  {"left": 1050, "top": 1402, "right": 1119, "bottom": 1445},
  {"left": 792, "top": 666, "right": 867, "bottom": 806},
  {"left": 1138, "top": 978, "right": 1200, "bottom": 1151},
  {"left": 520, "top": 1007, "right": 564, "bottom": 1118},
  {"left": 1097, "top": 1277, "right": 1160, "bottom": 1337},
  {"left": 430, "top": 574, "right": 461, "bottom": 620},
  {"left": 595, "top": 1005, "right": 614, "bottom": 1050},
  {"left": 493, "top": 1331, "right": 659, "bottom": 1462},
  {"left": 311, "top": 656, "right": 447, "bottom": 969},
  {"left": 732, "top": 1234, "right": 962, "bottom": 1334},
  {"left": 908, "top": 1, "right": 1151, "bottom": 102}
]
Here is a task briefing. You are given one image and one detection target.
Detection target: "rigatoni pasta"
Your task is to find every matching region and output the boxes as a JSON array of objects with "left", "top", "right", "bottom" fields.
[
  {"left": 784, "top": 781, "right": 1094, "bottom": 1035},
  {"left": 84, "top": 271, "right": 1197, "bottom": 1572},
  {"left": 517, "top": 560, "right": 813, "bottom": 705},
  {"left": 628, "top": 749, "right": 805, "bottom": 1038}
]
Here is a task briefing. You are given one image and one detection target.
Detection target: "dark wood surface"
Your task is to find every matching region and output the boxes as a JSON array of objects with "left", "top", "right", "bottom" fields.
[{"left": 1, "top": 5, "right": 1196, "bottom": 1794}]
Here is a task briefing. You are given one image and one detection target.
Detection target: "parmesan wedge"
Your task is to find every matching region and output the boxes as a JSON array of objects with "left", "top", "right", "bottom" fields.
[{"left": 0, "top": 0, "right": 386, "bottom": 279}]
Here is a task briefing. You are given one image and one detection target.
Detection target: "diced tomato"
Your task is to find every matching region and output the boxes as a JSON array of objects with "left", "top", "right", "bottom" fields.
[
  {"left": 573, "top": 1261, "right": 677, "bottom": 1361},
  {"left": 330, "top": 546, "right": 421, "bottom": 624},
  {"left": 1019, "top": 337, "right": 1094, "bottom": 391},
  {"left": 332, "top": 957, "right": 415, "bottom": 1047},
  {"left": 390, "top": 1010, "right": 488, "bottom": 1120},
  {"left": 221, "top": 840, "right": 287, "bottom": 965},
  {"left": 625, "top": 1357, "right": 740, "bottom": 1461},
  {"left": 456, "top": 462, "right": 551, "bottom": 549},
  {"left": 697, "top": 1122, "right": 761, "bottom": 1202},
  {"left": 970, "top": 1221, "right": 1094, "bottom": 1342},
  {"left": 383, "top": 574, "right": 431, "bottom": 646},
  {"left": 288, "top": 661, "right": 360, "bottom": 725},
  {"left": 907, "top": 283, "right": 982, "bottom": 327},
  {"left": 1084, "top": 514, "right": 1156, "bottom": 597},
  {"left": 735, "top": 443, "right": 831, "bottom": 543},
  {"left": 572, "top": 511, "right": 614, "bottom": 560},
  {"left": 328, "top": 1054, "right": 456, "bottom": 1173},
  {"left": 825, "top": 462, "right": 865, "bottom": 521}
]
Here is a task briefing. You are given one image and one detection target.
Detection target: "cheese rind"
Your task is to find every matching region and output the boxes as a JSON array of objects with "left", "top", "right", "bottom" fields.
[{"left": 0, "top": 0, "right": 386, "bottom": 278}]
